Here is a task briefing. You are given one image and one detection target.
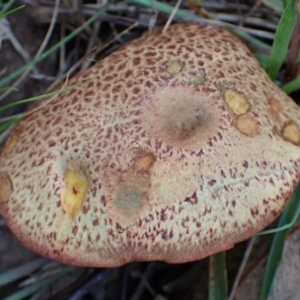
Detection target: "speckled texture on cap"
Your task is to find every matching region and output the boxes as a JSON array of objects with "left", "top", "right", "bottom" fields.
[{"left": 1, "top": 23, "right": 300, "bottom": 267}]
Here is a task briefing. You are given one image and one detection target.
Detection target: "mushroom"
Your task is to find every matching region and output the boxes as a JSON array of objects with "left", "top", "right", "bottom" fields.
[{"left": 1, "top": 23, "right": 300, "bottom": 267}]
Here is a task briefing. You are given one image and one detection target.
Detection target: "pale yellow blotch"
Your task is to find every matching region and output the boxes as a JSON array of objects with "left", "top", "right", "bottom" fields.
[
  {"left": 0, "top": 173, "right": 13, "bottom": 203},
  {"left": 166, "top": 60, "right": 185, "bottom": 75},
  {"left": 235, "top": 114, "right": 260, "bottom": 137},
  {"left": 223, "top": 88, "right": 251, "bottom": 115},
  {"left": 2, "top": 131, "right": 20, "bottom": 157},
  {"left": 62, "top": 168, "right": 88, "bottom": 217},
  {"left": 55, "top": 217, "right": 73, "bottom": 251},
  {"left": 134, "top": 153, "right": 156, "bottom": 172},
  {"left": 281, "top": 121, "right": 300, "bottom": 145}
]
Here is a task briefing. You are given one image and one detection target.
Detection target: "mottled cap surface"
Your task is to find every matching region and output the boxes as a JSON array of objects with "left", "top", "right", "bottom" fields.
[{"left": 1, "top": 23, "right": 300, "bottom": 267}]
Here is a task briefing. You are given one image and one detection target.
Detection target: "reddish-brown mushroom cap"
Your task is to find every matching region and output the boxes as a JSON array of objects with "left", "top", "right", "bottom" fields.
[{"left": 1, "top": 23, "right": 300, "bottom": 267}]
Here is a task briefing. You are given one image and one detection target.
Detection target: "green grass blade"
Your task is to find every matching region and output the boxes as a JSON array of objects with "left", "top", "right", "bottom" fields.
[
  {"left": 0, "top": 0, "right": 15, "bottom": 15},
  {"left": 0, "top": 87, "right": 18, "bottom": 93},
  {"left": 0, "top": 118, "right": 21, "bottom": 133},
  {"left": 259, "top": 184, "right": 300, "bottom": 300},
  {"left": 230, "top": 29, "right": 271, "bottom": 51},
  {"left": 266, "top": 0, "right": 297, "bottom": 80},
  {"left": 3, "top": 266, "right": 75, "bottom": 300},
  {"left": 255, "top": 53, "right": 269, "bottom": 69},
  {"left": 282, "top": 0, "right": 290, "bottom": 7},
  {"left": 0, "top": 258, "right": 49, "bottom": 287},
  {"left": 0, "top": 81, "right": 90, "bottom": 113},
  {"left": 281, "top": 76, "right": 300, "bottom": 94},
  {"left": 209, "top": 252, "right": 227, "bottom": 300},
  {"left": 258, "top": 193, "right": 300, "bottom": 235},
  {"left": 262, "top": 0, "right": 284, "bottom": 13},
  {"left": 0, "top": 0, "right": 115, "bottom": 88},
  {"left": 130, "top": 0, "right": 192, "bottom": 19},
  {"left": 0, "top": 5, "right": 24, "bottom": 18},
  {"left": 129, "top": 0, "right": 271, "bottom": 50}
]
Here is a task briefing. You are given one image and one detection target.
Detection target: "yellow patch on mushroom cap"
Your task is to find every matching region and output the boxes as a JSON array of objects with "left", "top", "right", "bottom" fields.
[
  {"left": 133, "top": 152, "right": 156, "bottom": 173},
  {"left": 223, "top": 88, "right": 251, "bottom": 115},
  {"left": 62, "top": 168, "right": 88, "bottom": 216},
  {"left": 281, "top": 121, "right": 300, "bottom": 145},
  {"left": 2, "top": 131, "right": 20, "bottom": 157},
  {"left": 0, "top": 173, "right": 13, "bottom": 203},
  {"left": 166, "top": 60, "right": 185, "bottom": 75},
  {"left": 235, "top": 114, "right": 260, "bottom": 137},
  {"left": 55, "top": 217, "right": 73, "bottom": 251}
]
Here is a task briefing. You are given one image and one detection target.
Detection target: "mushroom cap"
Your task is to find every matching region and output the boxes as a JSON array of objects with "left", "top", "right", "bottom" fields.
[{"left": 1, "top": 23, "right": 300, "bottom": 267}]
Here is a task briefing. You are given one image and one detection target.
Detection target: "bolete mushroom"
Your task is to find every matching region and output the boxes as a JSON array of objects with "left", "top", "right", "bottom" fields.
[{"left": 1, "top": 23, "right": 300, "bottom": 267}]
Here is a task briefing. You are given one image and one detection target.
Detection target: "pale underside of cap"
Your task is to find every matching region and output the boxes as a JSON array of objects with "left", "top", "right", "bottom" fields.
[{"left": 1, "top": 23, "right": 300, "bottom": 267}]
